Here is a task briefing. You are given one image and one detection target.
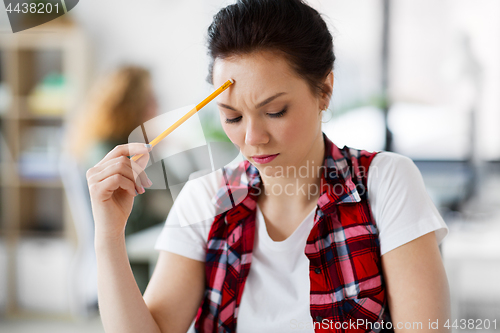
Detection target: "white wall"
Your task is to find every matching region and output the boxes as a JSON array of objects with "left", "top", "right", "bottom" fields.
[
  {"left": 70, "top": 0, "right": 234, "bottom": 113},
  {"left": 389, "top": 0, "right": 500, "bottom": 160}
]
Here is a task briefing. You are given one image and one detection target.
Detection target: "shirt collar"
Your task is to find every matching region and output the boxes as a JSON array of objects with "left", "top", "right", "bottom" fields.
[{"left": 214, "top": 132, "right": 363, "bottom": 224}]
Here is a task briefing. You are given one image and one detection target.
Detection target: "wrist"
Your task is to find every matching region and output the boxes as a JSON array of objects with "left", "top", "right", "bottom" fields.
[{"left": 94, "top": 228, "right": 126, "bottom": 251}]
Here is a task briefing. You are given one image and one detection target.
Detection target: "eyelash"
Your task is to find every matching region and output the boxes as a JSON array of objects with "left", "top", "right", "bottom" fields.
[{"left": 225, "top": 107, "right": 288, "bottom": 124}]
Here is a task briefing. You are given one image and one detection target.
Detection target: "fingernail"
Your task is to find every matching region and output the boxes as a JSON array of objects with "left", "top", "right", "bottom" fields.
[
  {"left": 140, "top": 185, "right": 145, "bottom": 194},
  {"left": 146, "top": 178, "right": 152, "bottom": 186},
  {"left": 144, "top": 144, "right": 152, "bottom": 149}
]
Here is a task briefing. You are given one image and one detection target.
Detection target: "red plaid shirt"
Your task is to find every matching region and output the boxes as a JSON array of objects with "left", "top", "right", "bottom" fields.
[{"left": 194, "top": 133, "right": 393, "bottom": 333}]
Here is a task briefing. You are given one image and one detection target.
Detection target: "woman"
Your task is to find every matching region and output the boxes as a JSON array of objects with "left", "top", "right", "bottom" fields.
[{"left": 86, "top": 1, "right": 450, "bottom": 332}]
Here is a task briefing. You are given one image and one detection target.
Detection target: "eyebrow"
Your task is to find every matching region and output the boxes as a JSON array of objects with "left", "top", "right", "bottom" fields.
[{"left": 217, "top": 92, "right": 287, "bottom": 111}]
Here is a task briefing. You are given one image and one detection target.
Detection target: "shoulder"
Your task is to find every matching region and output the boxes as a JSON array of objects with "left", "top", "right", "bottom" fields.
[
  {"left": 368, "top": 151, "right": 421, "bottom": 184},
  {"left": 371, "top": 150, "right": 416, "bottom": 166},
  {"left": 366, "top": 151, "right": 449, "bottom": 255},
  {"left": 370, "top": 151, "right": 417, "bottom": 170},
  {"left": 366, "top": 151, "right": 427, "bottom": 215}
]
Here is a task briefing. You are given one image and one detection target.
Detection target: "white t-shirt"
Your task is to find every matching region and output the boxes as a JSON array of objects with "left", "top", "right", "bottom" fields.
[{"left": 154, "top": 151, "right": 449, "bottom": 333}]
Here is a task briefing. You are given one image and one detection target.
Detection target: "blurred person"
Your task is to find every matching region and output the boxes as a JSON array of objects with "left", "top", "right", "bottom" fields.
[
  {"left": 86, "top": 1, "right": 451, "bottom": 332},
  {"left": 67, "top": 65, "right": 163, "bottom": 291},
  {"left": 69, "top": 65, "right": 161, "bottom": 235}
]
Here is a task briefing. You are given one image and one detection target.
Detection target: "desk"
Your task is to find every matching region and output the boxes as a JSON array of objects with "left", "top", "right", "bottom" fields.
[{"left": 442, "top": 217, "right": 500, "bottom": 323}]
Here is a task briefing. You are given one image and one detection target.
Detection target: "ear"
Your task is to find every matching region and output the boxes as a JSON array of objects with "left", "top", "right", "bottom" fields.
[{"left": 320, "top": 71, "right": 334, "bottom": 109}]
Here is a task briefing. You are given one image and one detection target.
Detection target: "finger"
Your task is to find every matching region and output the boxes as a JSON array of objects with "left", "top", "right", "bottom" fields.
[
  {"left": 90, "top": 174, "right": 137, "bottom": 201},
  {"left": 88, "top": 144, "right": 151, "bottom": 185},
  {"left": 89, "top": 156, "right": 145, "bottom": 194},
  {"left": 133, "top": 151, "right": 151, "bottom": 171},
  {"left": 124, "top": 146, "right": 151, "bottom": 189},
  {"left": 88, "top": 155, "right": 130, "bottom": 179},
  {"left": 89, "top": 149, "right": 151, "bottom": 189},
  {"left": 130, "top": 161, "right": 152, "bottom": 189},
  {"left": 96, "top": 143, "right": 153, "bottom": 167}
]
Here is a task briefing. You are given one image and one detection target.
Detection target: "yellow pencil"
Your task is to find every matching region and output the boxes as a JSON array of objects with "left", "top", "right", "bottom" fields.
[{"left": 131, "top": 79, "right": 234, "bottom": 162}]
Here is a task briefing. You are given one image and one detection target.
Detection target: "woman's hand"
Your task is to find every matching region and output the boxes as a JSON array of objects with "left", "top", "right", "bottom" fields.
[{"left": 86, "top": 143, "right": 153, "bottom": 238}]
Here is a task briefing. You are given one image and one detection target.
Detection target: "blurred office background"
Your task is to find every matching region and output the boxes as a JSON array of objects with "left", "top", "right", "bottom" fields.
[{"left": 0, "top": 0, "right": 499, "bottom": 332}]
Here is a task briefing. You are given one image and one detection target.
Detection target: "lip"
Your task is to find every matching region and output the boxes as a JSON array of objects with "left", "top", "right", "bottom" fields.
[{"left": 251, "top": 153, "right": 279, "bottom": 164}]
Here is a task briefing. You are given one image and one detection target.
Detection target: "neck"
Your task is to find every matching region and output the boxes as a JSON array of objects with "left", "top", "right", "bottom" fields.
[{"left": 257, "top": 132, "right": 325, "bottom": 210}]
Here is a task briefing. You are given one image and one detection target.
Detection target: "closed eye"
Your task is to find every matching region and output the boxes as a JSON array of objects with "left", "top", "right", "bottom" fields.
[
  {"left": 224, "top": 107, "right": 288, "bottom": 124},
  {"left": 268, "top": 107, "right": 287, "bottom": 118},
  {"left": 224, "top": 116, "right": 242, "bottom": 124}
]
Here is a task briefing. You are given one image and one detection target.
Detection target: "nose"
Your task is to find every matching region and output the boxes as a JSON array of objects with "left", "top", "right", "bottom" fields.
[{"left": 245, "top": 118, "right": 270, "bottom": 147}]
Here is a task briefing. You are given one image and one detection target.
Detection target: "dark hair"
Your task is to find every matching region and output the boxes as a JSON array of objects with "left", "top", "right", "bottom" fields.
[{"left": 206, "top": 0, "right": 335, "bottom": 98}]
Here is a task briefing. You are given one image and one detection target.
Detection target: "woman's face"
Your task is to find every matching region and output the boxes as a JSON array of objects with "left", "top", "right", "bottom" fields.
[{"left": 212, "top": 50, "right": 332, "bottom": 177}]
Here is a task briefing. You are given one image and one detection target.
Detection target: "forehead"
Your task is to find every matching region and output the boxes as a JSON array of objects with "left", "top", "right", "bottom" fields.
[{"left": 212, "top": 50, "right": 305, "bottom": 102}]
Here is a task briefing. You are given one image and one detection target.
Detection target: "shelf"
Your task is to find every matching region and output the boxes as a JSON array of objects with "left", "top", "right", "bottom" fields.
[
  {"left": 0, "top": 229, "right": 66, "bottom": 242},
  {"left": 16, "top": 49, "right": 63, "bottom": 96},
  {"left": 1, "top": 161, "right": 62, "bottom": 187},
  {"left": 2, "top": 97, "right": 66, "bottom": 120},
  {"left": 7, "top": 113, "right": 64, "bottom": 122},
  {"left": 18, "top": 230, "right": 64, "bottom": 238},
  {"left": 0, "top": 17, "right": 89, "bottom": 318},
  {"left": 0, "top": 178, "right": 19, "bottom": 187},
  {"left": 19, "top": 187, "right": 64, "bottom": 234},
  {"left": 19, "top": 178, "right": 62, "bottom": 188},
  {"left": 0, "top": 187, "right": 3, "bottom": 232},
  {"left": 0, "top": 19, "right": 77, "bottom": 51}
]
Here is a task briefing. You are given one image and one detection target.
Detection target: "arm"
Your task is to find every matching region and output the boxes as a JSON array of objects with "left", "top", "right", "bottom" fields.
[
  {"left": 88, "top": 143, "right": 204, "bottom": 333},
  {"left": 95, "top": 238, "right": 205, "bottom": 333},
  {"left": 381, "top": 231, "right": 451, "bottom": 332},
  {"left": 95, "top": 234, "right": 162, "bottom": 333},
  {"left": 144, "top": 251, "right": 205, "bottom": 333}
]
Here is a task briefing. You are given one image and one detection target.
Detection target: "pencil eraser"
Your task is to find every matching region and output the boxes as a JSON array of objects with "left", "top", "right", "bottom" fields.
[{"left": 229, "top": 78, "right": 234, "bottom": 84}]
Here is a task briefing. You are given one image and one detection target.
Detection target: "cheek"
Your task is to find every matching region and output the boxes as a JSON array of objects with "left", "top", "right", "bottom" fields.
[
  {"left": 282, "top": 108, "right": 320, "bottom": 144},
  {"left": 285, "top": 110, "right": 314, "bottom": 136}
]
